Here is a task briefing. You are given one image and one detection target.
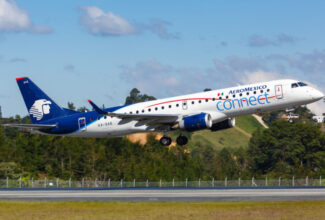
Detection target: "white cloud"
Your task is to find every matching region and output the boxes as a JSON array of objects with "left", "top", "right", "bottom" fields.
[
  {"left": 79, "top": 6, "right": 135, "bottom": 36},
  {"left": 239, "top": 70, "right": 283, "bottom": 85},
  {"left": 79, "top": 6, "right": 179, "bottom": 39},
  {"left": 120, "top": 60, "right": 209, "bottom": 97},
  {"left": 137, "top": 19, "right": 180, "bottom": 39},
  {"left": 248, "top": 34, "right": 298, "bottom": 47},
  {"left": 0, "top": 0, "right": 52, "bottom": 34}
]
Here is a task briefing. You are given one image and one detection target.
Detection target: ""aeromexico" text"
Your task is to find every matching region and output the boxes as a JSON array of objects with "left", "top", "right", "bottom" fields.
[{"left": 229, "top": 85, "right": 267, "bottom": 94}]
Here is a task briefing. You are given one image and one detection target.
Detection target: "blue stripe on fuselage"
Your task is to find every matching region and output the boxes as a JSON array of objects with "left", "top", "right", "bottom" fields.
[{"left": 39, "top": 104, "right": 128, "bottom": 135}]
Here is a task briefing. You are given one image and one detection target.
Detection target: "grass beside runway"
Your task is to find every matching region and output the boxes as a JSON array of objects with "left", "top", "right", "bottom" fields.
[{"left": 0, "top": 201, "right": 325, "bottom": 219}]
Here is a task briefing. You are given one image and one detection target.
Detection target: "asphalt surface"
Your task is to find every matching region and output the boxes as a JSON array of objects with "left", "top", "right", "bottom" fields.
[{"left": 1, "top": 188, "right": 325, "bottom": 201}]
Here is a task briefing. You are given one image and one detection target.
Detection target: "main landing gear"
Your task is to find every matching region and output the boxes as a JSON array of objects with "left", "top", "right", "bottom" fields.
[
  {"left": 159, "top": 135, "right": 188, "bottom": 146},
  {"left": 159, "top": 136, "right": 172, "bottom": 146},
  {"left": 176, "top": 135, "right": 188, "bottom": 146}
]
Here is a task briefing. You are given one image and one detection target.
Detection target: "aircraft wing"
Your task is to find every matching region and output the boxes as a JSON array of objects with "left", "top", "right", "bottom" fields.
[
  {"left": 3, "top": 124, "right": 56, "bottom": 130},
  {"left": 105, "top": 112, "right": 180, "bottom": 123},
  {"left": 88, "top": 100, "right": 180, "bottom": 124}
]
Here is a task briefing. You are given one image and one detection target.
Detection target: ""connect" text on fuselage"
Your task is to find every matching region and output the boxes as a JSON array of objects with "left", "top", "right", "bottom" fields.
[{"left": 216, "top": 92, "right": 270, "bottom": 111}]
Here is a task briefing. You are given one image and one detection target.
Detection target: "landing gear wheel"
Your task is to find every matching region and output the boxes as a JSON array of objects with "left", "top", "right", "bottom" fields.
[
  {"left": 160, "top": 136, "right": 172, "bottom": 146},
  {"left": 176, "top": 135, "right": 188, "bottom": 146}
]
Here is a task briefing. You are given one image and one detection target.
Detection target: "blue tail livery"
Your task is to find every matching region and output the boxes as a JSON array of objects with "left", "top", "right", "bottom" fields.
[{"left": 16, "top": 77, "right": 77, "bottom": 124}]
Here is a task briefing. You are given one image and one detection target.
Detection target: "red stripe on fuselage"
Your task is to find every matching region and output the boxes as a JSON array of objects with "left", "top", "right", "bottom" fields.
[
  {"left": 145, "top": 95, "right": 279, "bottom": 108},
  {"left": 146, "top": 98, "right": 217, "bottom": 108}
]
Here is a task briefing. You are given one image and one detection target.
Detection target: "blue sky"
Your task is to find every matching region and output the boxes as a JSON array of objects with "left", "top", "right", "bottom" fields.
[{"left": 0, "top": 0, "right": 325, "bottom": 117}]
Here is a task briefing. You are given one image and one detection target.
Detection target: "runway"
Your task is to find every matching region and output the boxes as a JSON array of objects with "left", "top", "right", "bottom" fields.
[{"left": 1, "top": 188, "right": 325, "bottom": 201}]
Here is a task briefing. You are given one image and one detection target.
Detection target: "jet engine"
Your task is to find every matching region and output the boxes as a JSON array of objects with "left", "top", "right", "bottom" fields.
[
  {"left": 210, "top": 118, "right": 235, "bottom": 131},
  {"left": 179, "top": 113, "right": 212, "bottom": 132}
]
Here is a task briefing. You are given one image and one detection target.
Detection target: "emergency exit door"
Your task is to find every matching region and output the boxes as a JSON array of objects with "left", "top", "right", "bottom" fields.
[{"left": 275, "top": 85, "right": 283, "bottom": 99}]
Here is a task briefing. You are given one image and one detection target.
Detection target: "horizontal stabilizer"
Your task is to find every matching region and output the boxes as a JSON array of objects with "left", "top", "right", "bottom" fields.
[{"left": 104, "top": 112, "right": 180, "bottom": 122}]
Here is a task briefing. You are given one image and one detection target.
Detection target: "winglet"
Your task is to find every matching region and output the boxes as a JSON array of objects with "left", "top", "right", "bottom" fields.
[{"left": 88, "top": 99, "right": 107, "bottom": 115}]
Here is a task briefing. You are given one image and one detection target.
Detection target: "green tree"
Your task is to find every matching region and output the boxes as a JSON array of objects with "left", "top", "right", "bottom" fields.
[
  {"left": 247, "top": 120, "right": 325, "bottom": 178},
  {"left": 0, "top": 162, "right": 21, "bottom": 178},
  {"left": 77, "top": 106, "right": 89, "bottom": 112},
  {"left": 124, "top": 88, "right": 156, "bottom": 105},
  {"left": 67, "top": 102, "right": 76, "bottom": 110}
]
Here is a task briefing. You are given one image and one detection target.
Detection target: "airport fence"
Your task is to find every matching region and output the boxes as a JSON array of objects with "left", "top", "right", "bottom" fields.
[{"left": 0, "top": 176, "right": 324, "bottom": 189}]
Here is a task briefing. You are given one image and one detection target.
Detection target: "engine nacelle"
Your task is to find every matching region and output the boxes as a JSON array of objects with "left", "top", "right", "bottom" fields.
[
  {"left": 179, "top": 113, "right": 212, "bottom": 132},
  {"left": 210, "top": 118, "right": 235, "bottom": 132}
]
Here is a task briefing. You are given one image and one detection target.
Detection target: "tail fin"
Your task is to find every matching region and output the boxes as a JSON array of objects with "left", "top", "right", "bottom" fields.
[{"left": 16, "top": 77, "right": 67, "bottom": 124}]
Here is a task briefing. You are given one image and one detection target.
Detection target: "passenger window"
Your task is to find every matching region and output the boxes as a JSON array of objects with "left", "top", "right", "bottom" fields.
[
  {"left": 226, "top": 96, "right": 229, "bottom": 99},
  {"left": 183, "top": 102, "right": 187, "bottom": 105},
  {"left": 155, "top": 107, "right": 158, "bottom": 111},
  {"left": 136, "top": 110, "right": 139, "bottom": 114},
  {"left": 142, "top": 110, "right": 145, "bottom": 113},
  {"left": 104, "top": 116, "right": 107, "bottom": 119},
  {"left": 233, "top": 94, "right": 236, "bottom": 98},
  {"left": 246, "top": 92, "right": 249, "bottom": 95},
  {"left": 169, "top": 105, "right": 171, "bottom": 108},
  {"left": 267, "top": 89, "right": 270, "bottom": 92},
  {"left": 161, "top": 106, "right": 164, "bottom": 110},
  {"left": 260, "top": 90, "right": 263, "bottom": 93},
  {"left": 291, "top": 83, "right": 298, "bottom": 88},
  {"left": 199, "top": 100, "right": 202, "bottom": 103},
  {"left": 212, "top": 98, "right": 215, "bottom": 101},
  {"left": 239, "top": 93, "right": 242, "bottom": 97},
  {"left": 219, "top": 97, "right": 222, "bottom": 100},
  {"left": 253, "top": 91, "right": 256, "bottom": 94},
  {"left": 192, "top": 101, "right": 195, "bottom": 104},
  {"left": 148, "top": 109, "right": 151, "bottom": 112},
  {"left": 205, "top": 99, "right": 208, "bottom": 102},
  {"left": 176, "top": 104, "right": 179, "bottom": 107}
]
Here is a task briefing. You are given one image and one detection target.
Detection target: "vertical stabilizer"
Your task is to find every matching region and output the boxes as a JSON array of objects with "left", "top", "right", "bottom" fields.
[{"left": 16, "top": 77, "right": 66, "bottom": 123}]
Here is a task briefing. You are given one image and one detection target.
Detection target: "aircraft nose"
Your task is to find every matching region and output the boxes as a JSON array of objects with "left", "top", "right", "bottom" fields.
[{"left": 312, "top": 89, "right": 324, "bottom": 101}]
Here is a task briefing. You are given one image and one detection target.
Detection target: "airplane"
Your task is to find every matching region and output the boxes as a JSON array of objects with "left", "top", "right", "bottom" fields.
[{"left": 4, "top": 77, "right": 324, "bottom": 146}]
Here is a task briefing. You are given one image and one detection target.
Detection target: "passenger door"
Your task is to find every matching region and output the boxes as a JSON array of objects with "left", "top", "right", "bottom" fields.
[
  {"left": 78, "top": 117, "right": 87, "bottom": 131},
  {"left": 275, "top": 85, "right": 283, "bottom": 99}
]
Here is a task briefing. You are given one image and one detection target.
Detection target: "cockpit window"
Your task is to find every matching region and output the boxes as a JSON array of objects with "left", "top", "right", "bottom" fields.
[
  {"left": 298, "top": 82, "right": 308, "bottom": 87},
  {"left": 291, "top": 83, "right": 299, "bottom": 88}
]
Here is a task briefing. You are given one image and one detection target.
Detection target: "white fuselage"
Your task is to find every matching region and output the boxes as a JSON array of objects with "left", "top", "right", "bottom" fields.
[{"left": 65, "top": 79, "right": 323, "bottom": 138}]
